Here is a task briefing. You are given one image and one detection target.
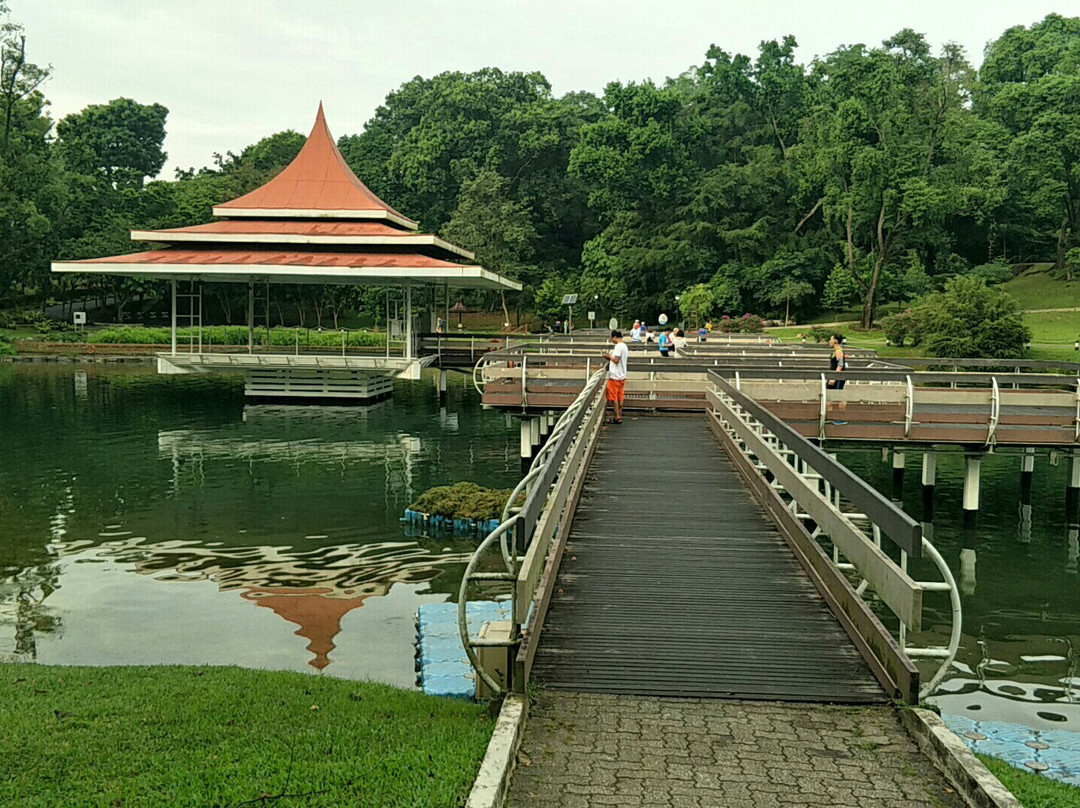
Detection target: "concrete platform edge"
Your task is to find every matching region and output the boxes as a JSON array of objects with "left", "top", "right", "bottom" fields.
[
  {"left": 465, "top": 694, "right": 527, "bottom": 808},
  {"left": 901, "top": 707, "right": 1022, "bottom": 808}
]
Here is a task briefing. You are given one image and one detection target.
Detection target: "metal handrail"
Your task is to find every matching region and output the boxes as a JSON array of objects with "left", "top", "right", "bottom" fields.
[
  {"left": 709, "top": 371, "right": 922, "bottom": 557},
  {"left": 707, "top": 375, "right": 961, "bottom": 699},
  {"left": 457, "top": 369, "right": 606, "bottom": 696}
]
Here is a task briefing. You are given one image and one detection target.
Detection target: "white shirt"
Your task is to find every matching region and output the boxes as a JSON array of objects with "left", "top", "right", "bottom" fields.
[
  {"left": 608, "top": 341, "right": 628, "bottom": 380},
  {"left": 630, "top": 326, "right": 641, "bottom": 342}
]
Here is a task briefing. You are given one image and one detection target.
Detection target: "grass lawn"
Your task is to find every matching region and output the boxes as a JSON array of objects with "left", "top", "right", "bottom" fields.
[
  {"left": 0, "top": 664, "right": 494, "bottom": 808},
  {"left": 978, "top": 755, "right": 1080, "bottom": 808},
  {"left": 1000, "top": 264, "right": 1079, "bottom": 311}
]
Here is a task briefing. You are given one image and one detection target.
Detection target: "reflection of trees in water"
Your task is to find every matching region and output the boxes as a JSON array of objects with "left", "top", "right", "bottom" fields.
[{"left": 0, "top": 565, "right": 62, "bottom": 662}]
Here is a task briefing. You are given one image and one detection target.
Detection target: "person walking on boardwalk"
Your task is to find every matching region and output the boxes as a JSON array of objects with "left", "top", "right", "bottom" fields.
[
  {"left": 603, "top": 329, "right": 628, "bottom": 424},
  {"left": 827, "top": 333, "right": 846, "bottom": 390}
]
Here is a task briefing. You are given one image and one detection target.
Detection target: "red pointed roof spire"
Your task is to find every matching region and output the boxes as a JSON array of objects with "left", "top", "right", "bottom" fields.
[{"left": 214, "top": 104, "right": 418, "bottom": 230}]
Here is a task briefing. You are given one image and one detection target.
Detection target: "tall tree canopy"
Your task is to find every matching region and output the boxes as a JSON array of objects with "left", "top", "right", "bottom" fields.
[{"left": 2, "top": 6, "right": 1080, "bottom": 334}]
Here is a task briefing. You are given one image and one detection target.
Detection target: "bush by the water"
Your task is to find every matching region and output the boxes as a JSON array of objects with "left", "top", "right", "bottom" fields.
[
  {"left": 906, "top": 276, "right": 1030, "bottom": 358},
  {"left": 85, "top": 325, "right": 385, "bottom": 348},
  {"left": 409, "top": 482, "right": 516, "bottom": 521}
]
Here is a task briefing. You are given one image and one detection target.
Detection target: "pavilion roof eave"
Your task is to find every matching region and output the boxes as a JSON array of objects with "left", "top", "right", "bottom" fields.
[
  {"left": 128, "top": 229, "right": 475, "bottom": 260},
  {"left": 211, "top": 207, "right": 419, "bottom": 230},
  {"left": 50, "top": 260, "right": 522, "bottom": 291}
]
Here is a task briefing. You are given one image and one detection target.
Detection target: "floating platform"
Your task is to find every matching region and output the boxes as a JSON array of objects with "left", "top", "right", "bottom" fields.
[
  {"left": 401, "top": 509, "right": 501, "bottom": 538},
  {"left": 943, "top": 713, "right": 1080, "bottom": 787},
  {"left": 415, "top": 600, "right": 509, "bottom": 699}
]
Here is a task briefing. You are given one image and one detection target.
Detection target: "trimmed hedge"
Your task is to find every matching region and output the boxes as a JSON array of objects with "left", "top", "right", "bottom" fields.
[{"left": 85, "top": 325, "right": 385, "bottom": 348}]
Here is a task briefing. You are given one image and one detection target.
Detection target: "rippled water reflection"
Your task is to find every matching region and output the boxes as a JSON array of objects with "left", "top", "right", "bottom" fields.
[
  {"left": 839, "top": 448, "right": 1080, "bottom": 731},
  {"left": 0, "top": 364, "right": 518, "bottom": 686}
]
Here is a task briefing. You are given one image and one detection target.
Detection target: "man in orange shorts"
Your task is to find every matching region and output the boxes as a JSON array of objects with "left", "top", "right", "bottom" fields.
[{"left": 603, "top": 329, "right": 628, "bottom": 424}]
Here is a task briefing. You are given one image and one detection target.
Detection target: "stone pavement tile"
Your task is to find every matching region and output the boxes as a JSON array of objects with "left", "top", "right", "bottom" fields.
[{"left": 506, "top": 693, "right": 967, "bottom": 808}]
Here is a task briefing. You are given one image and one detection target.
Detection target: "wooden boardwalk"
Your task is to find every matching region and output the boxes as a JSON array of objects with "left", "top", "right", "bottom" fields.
[{"left": 531, "top": 416, "right": 883, "bottom": 703}]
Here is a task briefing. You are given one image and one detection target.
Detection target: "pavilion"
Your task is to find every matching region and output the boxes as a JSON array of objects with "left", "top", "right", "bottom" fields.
[{"left": 51, "top": 104, "right": 520, "bottom": 401}]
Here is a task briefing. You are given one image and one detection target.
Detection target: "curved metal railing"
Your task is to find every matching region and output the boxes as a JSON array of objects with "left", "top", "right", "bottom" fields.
[{"left": 457, "top": 369, "right": 606, "bottom": 696}]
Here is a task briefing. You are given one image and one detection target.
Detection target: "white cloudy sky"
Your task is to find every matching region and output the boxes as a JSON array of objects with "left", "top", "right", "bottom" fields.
[{"left": 18, "top": 0, "right": 1076, "bottom": 175}]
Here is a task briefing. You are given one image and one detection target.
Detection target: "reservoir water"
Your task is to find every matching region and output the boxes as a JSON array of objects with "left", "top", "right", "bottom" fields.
[
  {"left": 0, "top": 364, "right": 518, "bottom": 687},
  {"left": 1, "top": 364, "right": 1076, "bottom": 734}
]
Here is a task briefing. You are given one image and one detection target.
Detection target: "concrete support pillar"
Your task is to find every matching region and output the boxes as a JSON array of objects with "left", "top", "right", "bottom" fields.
[
  {"left": 921, "top": 452, "right": 936, "bottom": 520},
  {"left": 529, "top": 416, "right": 541, "bottom": 458},
  {"left": 437, "top": 368, "right": 447, "bottom": 404},
  {"left": 520, "top": 420, "right": 533, "bottom": 475},
  {"left": 962, "top": 454, "right": 981, "bottom": 531},
  {"left": 891, "top": 450, "right": 906, "bottom": 502},
  {"left": 1067, "top": 450, "right": 1080, "bottom": 523},
  {"left": 538, "top": 410, "right": 551, "bottom": 447}
]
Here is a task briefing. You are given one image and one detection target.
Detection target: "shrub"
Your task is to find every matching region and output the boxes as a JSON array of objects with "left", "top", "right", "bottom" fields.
[
  {"left": 0, "top": 309, "right": 52, "bottom": 330},
  {"left": 969, "top": 260, "right": 1013, "bottom": 286},
  {"left": 881, "top": 311, "right": 918, "bottom": 347},
  {"left": 409, "top": 482, "right": 517, "bottom": 521},
  {"left": 808, "top": 325, "right": 831, "bottom": 343},
  {"left": 908, "top": 276, "right": 1030, "bottom": 359},
  {"left": 0, "top": 334, "right": 14, "bottom": 356},
  {"left": 716, "top": 314, "right": 765, "bottom": 333}
]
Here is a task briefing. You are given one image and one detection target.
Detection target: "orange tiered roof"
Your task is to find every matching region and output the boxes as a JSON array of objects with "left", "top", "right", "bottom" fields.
[
  {"left": 213, "top": 103, "right": 418, "bottom": 229},
  {"left": 51, "top": 105, "right": 521, "bottom": 291}
]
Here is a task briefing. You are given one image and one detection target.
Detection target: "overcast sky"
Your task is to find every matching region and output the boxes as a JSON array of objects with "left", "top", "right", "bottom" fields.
[{"left": 17, "top": 0, "right": 1076, "bottom": 175}]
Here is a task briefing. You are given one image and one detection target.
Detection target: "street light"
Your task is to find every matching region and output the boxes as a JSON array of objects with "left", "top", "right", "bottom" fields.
[{"left": 561, "top": 294, "right": 578, "bottom": 334}]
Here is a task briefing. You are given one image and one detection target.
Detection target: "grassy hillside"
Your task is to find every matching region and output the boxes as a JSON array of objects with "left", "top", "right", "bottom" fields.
[{"left": 1000, "top": 263, "right": 1079, "bottom": 310}]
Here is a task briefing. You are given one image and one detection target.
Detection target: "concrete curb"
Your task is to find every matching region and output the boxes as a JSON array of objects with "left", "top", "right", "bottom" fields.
[
  {"left": 900, "top": 708, "right": 1023, "bottom": 808},
  {"left": 465, "top": 694, "right": 528, "bottom": 808}
]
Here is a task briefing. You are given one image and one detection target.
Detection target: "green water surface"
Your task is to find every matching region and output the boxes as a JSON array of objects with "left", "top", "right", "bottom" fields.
[{"left": 0, "top": 364, "right": 518, "bottom": 686}]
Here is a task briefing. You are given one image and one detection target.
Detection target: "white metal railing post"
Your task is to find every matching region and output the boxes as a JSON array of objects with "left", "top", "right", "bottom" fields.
[
  {"left": 819, "top": 373, "right": 827, "bottom": 439},
  {"left": 988, "top": 377, "right": 1000, "bottom": 445},
  {"left": 904, "top": 376, "right": 914, "bottom": 438},
  {"left": 170, "top": 279, "right": 177, "bottom": 356}
]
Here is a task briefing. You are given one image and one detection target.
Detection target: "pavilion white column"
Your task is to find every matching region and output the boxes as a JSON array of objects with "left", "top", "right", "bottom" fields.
[
  {"left": 247, "top": 281, "right": 254, "bottom": 355},
  {"left": 170, "top": 279, "right": 177, "bottom": 356},
  {"left": 405, "top": 285, "right": 414, "bottom": 360}
]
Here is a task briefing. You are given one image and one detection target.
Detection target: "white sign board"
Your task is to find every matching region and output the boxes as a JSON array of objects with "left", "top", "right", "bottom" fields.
[
  {"left": 73, "top": 311, "right": 86, "bottom": 325},
  {"left": 658, "top": 313, "right": 668, "bottom": 325}
]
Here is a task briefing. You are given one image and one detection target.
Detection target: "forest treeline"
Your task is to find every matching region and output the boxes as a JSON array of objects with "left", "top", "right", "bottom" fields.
[{"left": 2, "top": 4, "right": 1079, "bottom": 327}]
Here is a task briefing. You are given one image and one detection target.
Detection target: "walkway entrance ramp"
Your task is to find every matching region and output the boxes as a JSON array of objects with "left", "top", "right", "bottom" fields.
[{"left": 531, "top": 416, "right": 882, "bottom": 702}]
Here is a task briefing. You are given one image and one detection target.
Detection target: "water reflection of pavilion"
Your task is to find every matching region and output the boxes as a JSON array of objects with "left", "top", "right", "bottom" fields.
[{"left": 41, "top": 536, "right": 471, "bottom": 671}]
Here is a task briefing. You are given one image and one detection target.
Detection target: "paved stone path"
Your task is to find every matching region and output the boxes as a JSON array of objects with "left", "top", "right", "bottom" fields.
[{"left": 507, "top": 692, "right": 966, "bottom": 808}]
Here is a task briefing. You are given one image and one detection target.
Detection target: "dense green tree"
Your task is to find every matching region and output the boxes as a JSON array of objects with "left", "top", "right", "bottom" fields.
[
  {"left": 56, "top": 98, "right": 168, "bottom": 189},
  {"left": 441, "top": 170, "right": 538, "bottom": 325},
  {"left": 0, "top": 3, "right": 59, "bottom": 300},
  {"left": 797, "top": 32, "right": 999, "bottom": 327},
  {"left": 978, "top": 14, "right": 1080, "bottom": 267}
]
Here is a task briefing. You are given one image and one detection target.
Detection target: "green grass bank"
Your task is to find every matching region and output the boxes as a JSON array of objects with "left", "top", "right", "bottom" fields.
[
  {"left": 978, "top": 755, "right": 1080, "bottom": 808},
  {"left": 0, "top": 664, "right": 493, "bottom": 808}
]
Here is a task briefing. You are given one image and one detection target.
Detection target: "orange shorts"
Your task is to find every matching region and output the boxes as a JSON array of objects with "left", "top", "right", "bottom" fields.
[{"left": 606, "top": 378, "right": 625, "bottom": 403}]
